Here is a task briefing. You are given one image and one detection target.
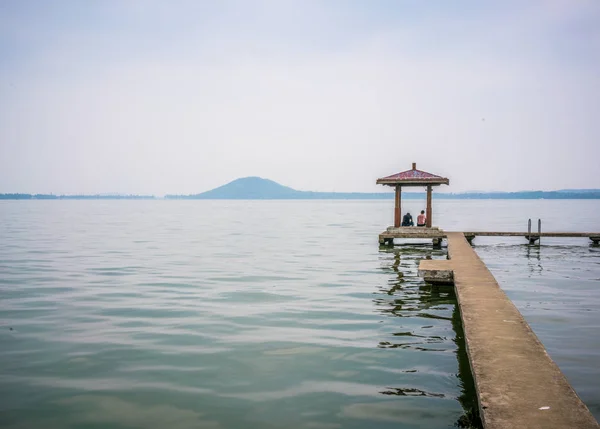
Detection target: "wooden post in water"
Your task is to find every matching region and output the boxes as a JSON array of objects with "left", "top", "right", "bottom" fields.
[
  {"left": 426, "top": 185, "right": 432, "bottom": 228},
  {"left": 527, "top": 219, "right": 540, "bottom": 245},
  {"left": 394, "top": 185, "right": 402, "bottom": 228}
]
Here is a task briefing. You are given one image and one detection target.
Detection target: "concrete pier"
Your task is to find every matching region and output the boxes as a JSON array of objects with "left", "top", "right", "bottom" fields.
[
  {"left": 419, "top": 232, "right": 599, "bottom": 429},
  {"left": 380, "top": 228, "right": 600, "bottom": 246}
]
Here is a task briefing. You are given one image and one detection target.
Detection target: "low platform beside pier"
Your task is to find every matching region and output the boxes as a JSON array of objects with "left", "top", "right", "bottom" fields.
[{"left": 418, "top": 259, "right": 453, "bottom": 283}]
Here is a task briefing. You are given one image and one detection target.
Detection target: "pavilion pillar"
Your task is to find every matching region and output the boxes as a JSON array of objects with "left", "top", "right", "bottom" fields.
[
  {"left": 394, "top": 185, "right": 402, "bottom": 228},
  {"left": 426, "top": 185, "right": 432, "bottom": 228}
]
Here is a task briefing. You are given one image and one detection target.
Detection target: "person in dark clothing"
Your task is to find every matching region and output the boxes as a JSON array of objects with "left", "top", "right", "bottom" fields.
[{"left": 401, "top": 212, "right": 414, "bottom": 227}]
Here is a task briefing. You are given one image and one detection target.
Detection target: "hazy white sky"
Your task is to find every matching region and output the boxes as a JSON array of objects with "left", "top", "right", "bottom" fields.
[{"left": 1, "top": 0, "right": 599, "bottom": 195}]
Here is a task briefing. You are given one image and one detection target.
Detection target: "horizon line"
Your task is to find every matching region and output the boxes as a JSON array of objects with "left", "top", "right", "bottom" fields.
[{"left": 2, "top": 189, "right": 600, "bottom": 198}]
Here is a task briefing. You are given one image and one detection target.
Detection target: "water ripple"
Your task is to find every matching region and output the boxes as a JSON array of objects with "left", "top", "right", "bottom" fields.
[{"left": 7, "top": 200, "right": 598, "bottom": 427}]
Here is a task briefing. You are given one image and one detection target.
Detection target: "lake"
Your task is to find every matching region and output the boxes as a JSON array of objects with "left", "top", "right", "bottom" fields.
[{"left": 1, "top": 199, "right": 599, "bottom": 428}]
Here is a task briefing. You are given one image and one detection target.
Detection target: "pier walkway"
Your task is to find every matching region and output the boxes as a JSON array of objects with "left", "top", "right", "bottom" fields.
[
  {"left": 419, "top": 232, "right": 599, "bottom": 429},
  {"left": 379, "top": 227, "right": 600, "bottom": 245}
]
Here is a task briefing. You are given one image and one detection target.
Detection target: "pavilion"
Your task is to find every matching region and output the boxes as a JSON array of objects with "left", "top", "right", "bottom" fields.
[{"left": 376, "top": 163, "right": 449, "bottom": 228}]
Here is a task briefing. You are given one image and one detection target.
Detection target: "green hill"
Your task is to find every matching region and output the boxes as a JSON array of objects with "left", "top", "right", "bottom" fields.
[
  {"left": 185, "top": 177, "right": 302, "bottom": 199},
  {"left": 165, "top": 177, "right": 393, "bottom": 199}
]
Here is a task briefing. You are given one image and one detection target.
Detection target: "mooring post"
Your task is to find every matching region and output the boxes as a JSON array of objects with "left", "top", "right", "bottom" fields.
[{"left": 538, "top": 219, "right": 542, "bottom": 245}]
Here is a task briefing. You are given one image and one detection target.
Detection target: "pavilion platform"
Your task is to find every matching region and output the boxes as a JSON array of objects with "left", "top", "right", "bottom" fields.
[
  {"left": 418, "top": 232, "right": 599, "bottom": 429},
  {"left": 378, "top": 226, "right": 446, "bottom": 246}
]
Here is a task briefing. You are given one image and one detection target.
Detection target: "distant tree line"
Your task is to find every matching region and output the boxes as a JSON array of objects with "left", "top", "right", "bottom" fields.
[
  {"left": 437, "top": 191, "right": 600, "bottom": 199},
  {"left": 165, "top": 191, "right": 600, "bottom": 200},
  {"left": 0, "top": 194, "right": 155, "bottom": 200}
]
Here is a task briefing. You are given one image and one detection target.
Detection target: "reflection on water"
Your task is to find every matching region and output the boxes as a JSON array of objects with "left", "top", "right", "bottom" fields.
[
  {"left": 525, "top": 244, "right": 543, "bottom": 275},
  {"left": 452, "top": 305, "right": 481, "bottom": 428},
  {"left": 376, "top": 247, "right": 480, "bottom": 427},
  {"left": 0, "top": 201, "right": 474, "bottom": 429}
]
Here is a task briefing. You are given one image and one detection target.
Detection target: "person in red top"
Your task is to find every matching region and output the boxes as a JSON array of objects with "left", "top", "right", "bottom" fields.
[{"left": 417, "top": 210, "right": 427, "bottom": 227}]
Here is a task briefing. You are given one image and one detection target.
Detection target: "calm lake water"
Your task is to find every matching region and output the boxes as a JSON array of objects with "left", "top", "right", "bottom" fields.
[{"left": 1, "top": 199, "right": 599, "bottom": 428}]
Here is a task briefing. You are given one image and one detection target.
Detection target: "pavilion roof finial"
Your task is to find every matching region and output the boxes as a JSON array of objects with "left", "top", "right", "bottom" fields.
[{"left": 412, "top": 162, "right": 416, "bottom": 170}]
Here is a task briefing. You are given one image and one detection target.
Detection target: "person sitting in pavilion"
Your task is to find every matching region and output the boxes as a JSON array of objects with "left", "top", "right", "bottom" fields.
[
  {"left": 417, "top": 210, "right": 427, "bottom": 227},
  {"left": 401, "top": 212, "right": 414, "bottom": 227}
]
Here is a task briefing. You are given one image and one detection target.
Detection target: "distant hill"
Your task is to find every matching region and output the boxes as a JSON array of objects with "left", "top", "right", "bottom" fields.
[
  {"left": 179, "top": 177, "right": 302, "bottom": 199},
  {"left": 165, "top": 177, "right": 394, "bottom": 199},
  {"left": 164, "top": 178, "right": 600, "bottom": 200}
]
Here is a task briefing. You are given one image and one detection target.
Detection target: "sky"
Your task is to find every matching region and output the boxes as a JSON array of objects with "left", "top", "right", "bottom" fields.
[{"left": 1, "top": 0, "right": 599, "bottom": 195}]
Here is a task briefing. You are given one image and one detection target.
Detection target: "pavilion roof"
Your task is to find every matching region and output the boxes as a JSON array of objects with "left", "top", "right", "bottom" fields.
[{"left": 376, "top": 163, "right": 449, "bottom": 186}]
